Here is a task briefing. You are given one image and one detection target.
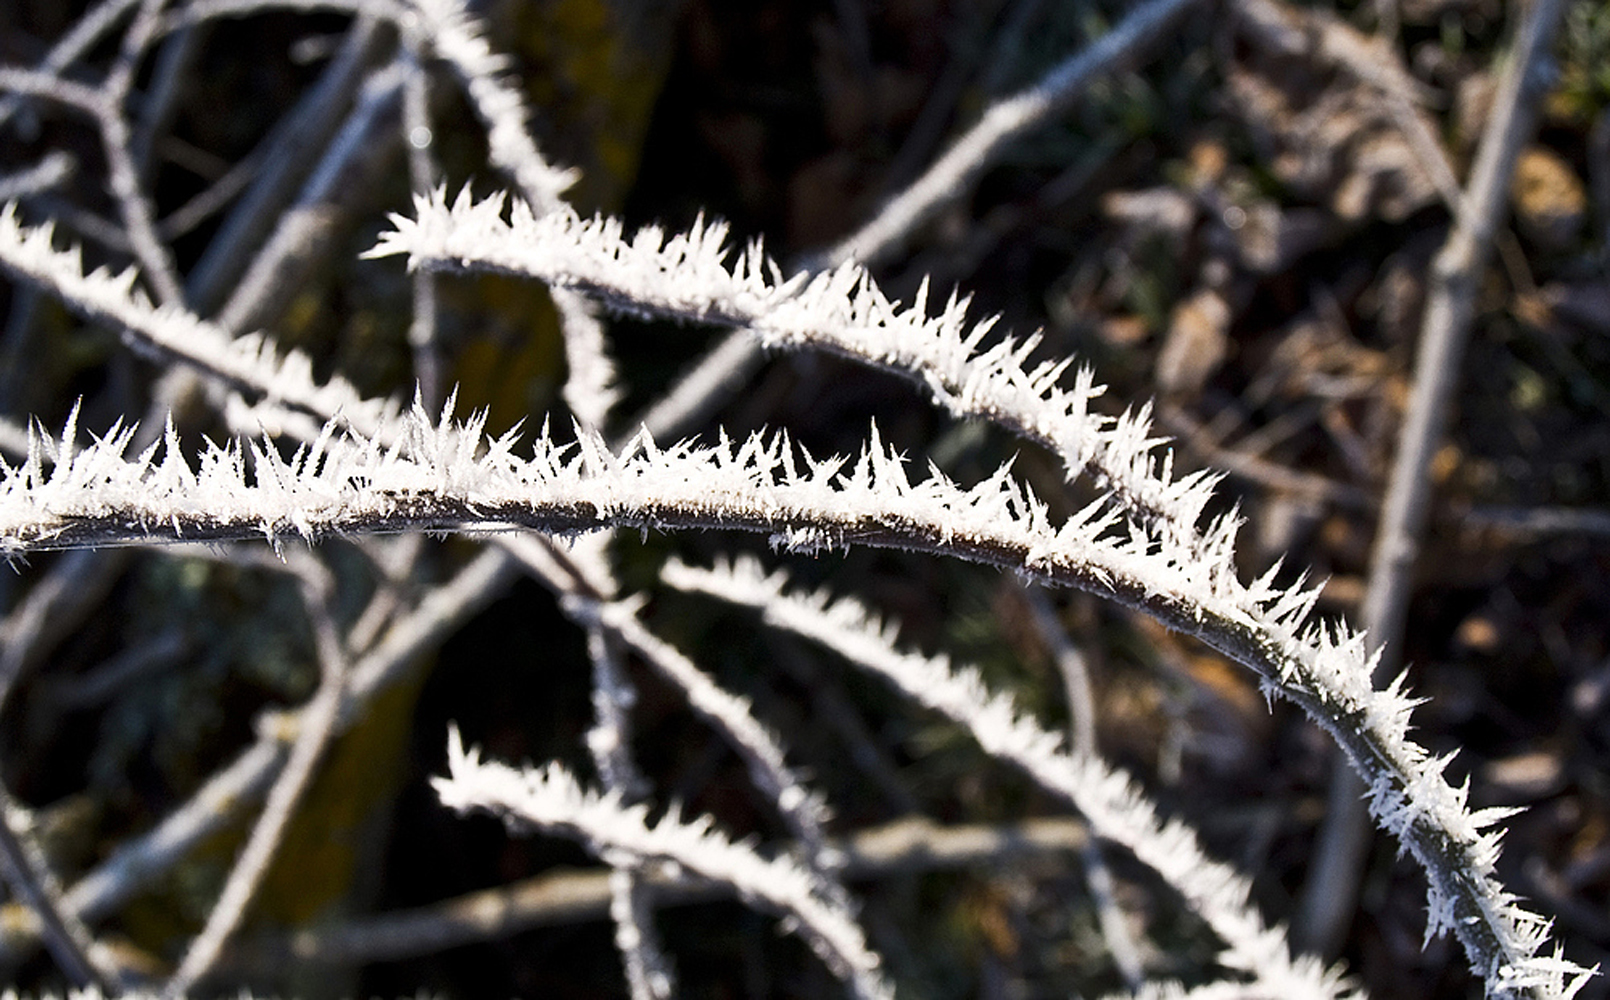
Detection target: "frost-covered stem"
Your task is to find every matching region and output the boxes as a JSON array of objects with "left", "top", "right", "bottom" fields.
[
  {"left": 434, "top": 731, "right": 892, "bottom": 1000},
  {"left": 1295, "top": 0, "right": 1571, "bottom": 966},
  {"left": 0, "top": 203, "right": 403, "bottom": 439},
  {"left": 453, "top": 25, "right": 648, "bottom": 987},
  {"left": 6, "top": 409, "right": 1580, "bottom": 988},
  {"left": 585, "top": 625, "right": 678, "bottom": 1000},
  {"left": 0, "top": 784, "right": 118, "bottom": 990},
  {"left": 370, "top": 191, "right": 1227, "bottom": 553},
  {"left": 556, "top": 289, "right": 624, "bottom": 434},
  {"left": 448, "top": 529, "right": 845, "bottom": 896},
  {"left": 401, "top": 0, "right": 576, "bottom": 212},
  {"left": 1081, "top": 836, "right": 1147, "bottom": 992},
  {"left": 162, "top": 556, "right": 353, "bottom": 999},
  {"left": 3, "top": 193, "right": 686, "bottom": 995},
  {"left": 0, "top": 547, "right": 516, "bottom": 969},
  {"left": 585, "top": 626, "right": 641, "bottom": 794},
  {"left": 609, "top": 867, "right": 676, "bottom": 1000},
  {"left": 409, "top": 0, "right": 624, "bottom": 440},
  {"left": 546, "top": 578, "right": 842, "bottom": 886},
  {"left": 662, "top": 557, "right": 1345, "bottom": 999}
]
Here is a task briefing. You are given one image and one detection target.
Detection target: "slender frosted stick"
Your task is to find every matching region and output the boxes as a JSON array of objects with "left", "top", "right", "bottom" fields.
[
  {"left": 661, "top": 557, "right": 1349, "bottom": 1000},
  {"left": 436, "top": 735, "right": 892, "bottom": 1000},
  {"left": 1, "top": 408, "right": 1582, "bottom": 993}
]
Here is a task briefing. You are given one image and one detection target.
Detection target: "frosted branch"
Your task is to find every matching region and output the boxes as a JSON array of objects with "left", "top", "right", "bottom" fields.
[
  {"left": 0, "top": 203, "right": 402, "bottom": 439},
  {"left": 433, "top": 728, "right": 892, "bottom": 1000},
  {"left": 368, "top": 188, "right": 1230, "bottom": 557},
  {"left": 0, "top": 402, "right": 1590, "bottom": 995},
  {"left": 661, "top": 555, "right": 1348, "bottom": 1000},
  {"left": 361, "top": 188, "right": 1596, "bottom": 998}
]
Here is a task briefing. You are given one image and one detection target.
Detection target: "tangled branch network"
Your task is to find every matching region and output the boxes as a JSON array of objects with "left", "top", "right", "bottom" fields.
[{"left": 0, "top": 0, "right": 1595, "bottom": 998}]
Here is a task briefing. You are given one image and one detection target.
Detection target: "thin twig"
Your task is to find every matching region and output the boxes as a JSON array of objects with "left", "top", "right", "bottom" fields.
[
  {"left": 630, "top": 0, "right": 1207, "bottom": 444},
  {"left": 0, "top": 0, "right": 141, "bottom": 132},
  {"left": 184, "top": 13, "right": 386, "bottom": 313},
  {"left": 215, "top": 59, "right": 406, "bottom": 334},
  {"left": 96, "top": 0, "right": 184, "bottom": 306},
  {"left": 231, "top": 814, "right": 1091, "bottom": 970},
  {"left": 1293, "top": 0, "right": 1572, "bottom": 960},
  {"left": 0, "top": 785, "right": 120, "bottom": 990},
  {"left": 0, "top": 548, "right": 518, "bottom": 970},
  {"left": 160, "top": 553, "right": 352, "bottom": 998}
]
